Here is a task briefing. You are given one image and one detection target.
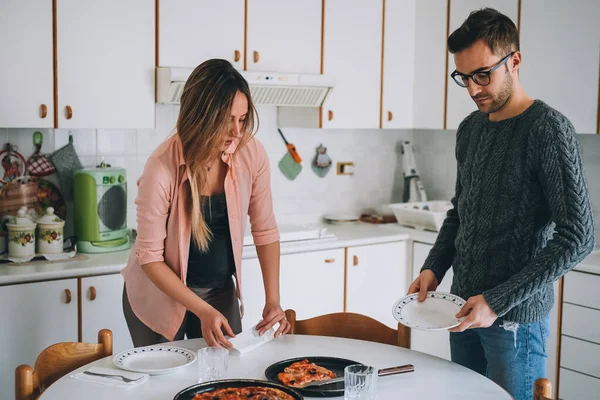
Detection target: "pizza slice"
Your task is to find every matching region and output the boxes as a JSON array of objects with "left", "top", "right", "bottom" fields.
[{"left": 277, "top": 359, "right": 337, "bottom": 387}]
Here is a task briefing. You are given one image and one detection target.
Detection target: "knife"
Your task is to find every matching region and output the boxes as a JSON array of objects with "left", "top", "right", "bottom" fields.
[{"left": 297, "top": 364, "right": 415, "bottom": 388}]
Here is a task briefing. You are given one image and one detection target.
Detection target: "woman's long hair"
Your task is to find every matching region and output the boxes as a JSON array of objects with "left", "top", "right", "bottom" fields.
[{"left": 177, "top": 59, "right": 257, "bottom": 251}]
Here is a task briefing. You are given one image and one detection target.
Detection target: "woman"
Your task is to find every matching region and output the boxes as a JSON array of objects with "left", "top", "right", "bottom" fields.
[{"left": 121, "top": 59, "right": 290, "bottom": 348}]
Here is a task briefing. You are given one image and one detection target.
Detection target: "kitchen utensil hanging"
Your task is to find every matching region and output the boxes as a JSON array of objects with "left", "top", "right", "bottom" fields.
[
  {"left": 311, "top": 143, "right": 332, "bottom": 178},
  {"left": 277, "top": 129, "right": 302, "bottom": 181},
  {"left": 27, "top": 131, "right": 57, "bottom": 177},
  {"left": 0, "top": 143, "right": 27, "bottom": 184}
]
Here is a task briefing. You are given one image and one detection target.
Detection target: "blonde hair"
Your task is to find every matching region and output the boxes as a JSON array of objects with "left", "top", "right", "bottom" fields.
[{"left": 177, "top": 59, "right": 257, "bottom": 251}]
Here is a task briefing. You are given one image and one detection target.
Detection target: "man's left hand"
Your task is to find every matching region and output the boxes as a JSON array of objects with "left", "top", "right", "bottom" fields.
[
  {"left": 256, "top": 302, "right": 291, "bottom": 337},
  {"left": 448, "top": 294, "right": 498, "bottom": 332}
]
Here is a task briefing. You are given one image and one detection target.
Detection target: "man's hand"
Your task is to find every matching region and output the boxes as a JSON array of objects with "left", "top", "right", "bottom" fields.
[
  {"left": 448, "top": 294, "right": 498, "bottom": 332},
  {"left": 407, "top": 270, "right": 439, "bottom": 302}
]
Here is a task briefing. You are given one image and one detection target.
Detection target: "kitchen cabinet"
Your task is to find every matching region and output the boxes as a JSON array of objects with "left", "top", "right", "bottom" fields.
[
  {"left": 381, "top": 0, "right": 416, "bottom": 129},
  {"left": 520, "top": 0, "right": 600, "bottom": 134},
  {"left": 246, "top": 0, "right": 322, "bottom": 74},
  {"left": 0, "top": 279, "right": 78, "bottom": 400},
  {"left": 159, "top": 0, "right": 244, "bottom": 69},
  {"left": 56, "top": 0, "right": 155, "bottom": 129},
  {"left": 559, "top": 270, "right": 600, "bottom": 398},
  {"left": 241, "top": 248, "right": 345, "bottom": 329},
  {"left": 445, "top": 0, "right": 519, "bottom": 130},
  {"left": 81, "top": 274, "right": 133, "bottom": 354},
  {"left": 346, "top": 241, "right": 409, "bottom": 328},
  {"left": 409, "top": 241, "right": 454, "bottom": 360},
  {"left": 413, "top": 0, "right": 447, "bottom": 130},
  {"left": 0, "top": 0, "right": 54, "bottom": 128},
  {"left": 320, "top": 0, "right": 383, "bottom": 129}
]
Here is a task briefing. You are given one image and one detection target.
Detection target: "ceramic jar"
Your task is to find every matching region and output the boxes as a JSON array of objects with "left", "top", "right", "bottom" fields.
[
  {"left": 6, "top": 207, "right": 36, "bottom": 258},
  {"left": 36, "top": 207, "right": 65, "bottom": 254}
]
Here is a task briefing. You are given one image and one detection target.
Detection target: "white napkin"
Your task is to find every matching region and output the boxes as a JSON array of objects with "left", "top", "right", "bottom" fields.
[
  {"left": 70, "top": 366, "right": 149, "bottom": 389},
  {"left": 228, "top": 324, "right": 277, "bottom": 356}
]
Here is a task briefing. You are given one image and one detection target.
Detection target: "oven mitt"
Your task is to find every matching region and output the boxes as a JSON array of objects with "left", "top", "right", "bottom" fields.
[
  {"left": 278, "top": 152, "right": 302, "bottom": 181},
  {"left": 49, "top": 134, "right": 83, "bottom": 201}
]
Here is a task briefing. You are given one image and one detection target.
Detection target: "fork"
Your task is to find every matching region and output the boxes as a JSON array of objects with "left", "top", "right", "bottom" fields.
[{"left": 82, "top": 370, "right": 142, "bottom": 382}]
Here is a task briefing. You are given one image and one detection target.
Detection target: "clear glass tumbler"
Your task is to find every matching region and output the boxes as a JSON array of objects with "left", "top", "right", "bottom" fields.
[
  {"left": 197, "top": 347, "right": 229, "bottom": 382},
  {"left": 344, "top": 364, "right": 377, "bottom": 400}
]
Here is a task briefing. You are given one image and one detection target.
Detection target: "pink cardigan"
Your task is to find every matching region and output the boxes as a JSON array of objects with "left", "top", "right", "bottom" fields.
[{"left": 121, "top": 134, "right": 279, "bottom": 340}]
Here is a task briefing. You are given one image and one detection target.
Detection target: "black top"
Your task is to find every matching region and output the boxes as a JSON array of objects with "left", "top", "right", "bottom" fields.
[{"left": 186, "top": 192, "right": 236, "bottom": 288}]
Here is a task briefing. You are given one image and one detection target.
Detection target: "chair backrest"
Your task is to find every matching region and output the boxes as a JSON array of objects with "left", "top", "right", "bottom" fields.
[
  {"left": 15, "top": 329, "right": 113, "bottom": 400},
  {"left": 285, "top": 310, "right": 410, "bottom": 348},
  {"left": 533, "top": 378, "right": 553, "bottom": 400}
]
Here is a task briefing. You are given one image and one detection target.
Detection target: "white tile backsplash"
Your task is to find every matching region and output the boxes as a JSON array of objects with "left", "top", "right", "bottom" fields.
[
  {"left": 54, "top": 129, "right": 97, "bottom": 156},
  {"left": 97, "top": 129, "right": 137, "bottom": 156}
]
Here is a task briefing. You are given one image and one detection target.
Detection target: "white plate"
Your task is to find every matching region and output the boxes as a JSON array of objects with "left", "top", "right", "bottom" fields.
[
  {"left": 323, "top": 213, "right": 360, "bottom": 223},
  {"left": 113, "top": 346, "right": 197, "bottom": 375},
  {"left": 392, "top": 291, "right": 467, "bottom": 331}
]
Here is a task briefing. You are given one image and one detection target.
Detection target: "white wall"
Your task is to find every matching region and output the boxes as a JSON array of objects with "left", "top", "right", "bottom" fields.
[{"left": 1, "top": 105, "right": 412, "bottom": 230}]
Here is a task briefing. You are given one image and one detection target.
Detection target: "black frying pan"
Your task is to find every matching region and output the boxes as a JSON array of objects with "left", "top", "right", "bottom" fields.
[
  {"left": 173, "top": 379, "right": 304, "bottom": 400},
  {"left": 264, "top": 356, "right": 359, "bottom": 398}
]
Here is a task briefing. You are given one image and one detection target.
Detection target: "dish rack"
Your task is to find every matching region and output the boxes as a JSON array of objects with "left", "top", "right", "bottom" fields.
[{"left": 389, "top": 201, "right": 452, "bottom": 232}]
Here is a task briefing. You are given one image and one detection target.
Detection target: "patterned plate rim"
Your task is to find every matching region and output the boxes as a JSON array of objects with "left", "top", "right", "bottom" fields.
[
  {"left": 392, "top": 291, "right": 467, "bottom": 331},
  {"left": 112, "top": 345, "right": 197, "bottom": 374}
]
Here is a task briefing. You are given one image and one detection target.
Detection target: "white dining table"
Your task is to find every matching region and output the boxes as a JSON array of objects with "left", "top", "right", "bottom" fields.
[{"left": 40, "top": 335, "right": 512, "bottom": 400}]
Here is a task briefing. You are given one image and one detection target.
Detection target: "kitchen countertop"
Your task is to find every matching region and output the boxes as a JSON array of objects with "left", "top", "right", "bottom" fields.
[
  {"left": 0, "top": 222, "right": 436, "bottom": 286},
  {"left": 1, "top": 221, "right": 597, "bottom": 285}
]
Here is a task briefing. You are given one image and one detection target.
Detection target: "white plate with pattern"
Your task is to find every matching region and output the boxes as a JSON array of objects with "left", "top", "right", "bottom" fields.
[
  {"left": 392, "top": 291, "right": 467, "bottom": 331},
  {"left": 113, "top": 346, "right": 197, "bottom": 375}
]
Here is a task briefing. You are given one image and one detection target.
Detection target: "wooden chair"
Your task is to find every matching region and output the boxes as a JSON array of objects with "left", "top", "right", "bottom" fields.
[
  {"left": 533, "top": 378, "right": 553, "bottom": 400},
  {"left": 285, "top": 310, "right": 410, "bottom": 348},
  {"left": 15, "top": 329, "right": 113, "bottom": 400}
]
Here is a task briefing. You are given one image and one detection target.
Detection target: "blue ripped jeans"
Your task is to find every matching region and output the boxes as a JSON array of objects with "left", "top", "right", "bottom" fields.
[{"left": 450, "top": 316, "right": 550, "bottom": 400}]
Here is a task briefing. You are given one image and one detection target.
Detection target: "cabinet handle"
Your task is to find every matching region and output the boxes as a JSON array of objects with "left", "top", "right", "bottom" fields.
[
  {"left": 89, "top": 286, "right": 97, "bottom": 301},
  {"left": 40, "top": 104, "right": 48, "bottom": 119},
  {"left": 328, "top": 110, "right": 334, "bottom": 121},
  {"left": 253, "top": 51, "right": 260, "bottom": 63},
  {"left": 387, "top": 111, "right": 393, "bottom": 121},
  {"left": 65, "top": 105, "right": 73, "bottom": 120},
  {"left": 234, "top": 50, "right": 241, "bottom": 62},
  {"left": 64, "top": 289, "right": 72, "bottom": 304},
  {"left": 324, "top": 258, "right": 335, "bottom": 263},
  {"left": 353, "top": 255, "right": 359, "bottom": 266}
]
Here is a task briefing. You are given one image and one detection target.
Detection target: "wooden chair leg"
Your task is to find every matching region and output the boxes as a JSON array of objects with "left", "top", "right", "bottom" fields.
[
  {"left": 15, "top": 365, "right": 34, "bottom": 400},
  {"left": 534, "top": 378, "right": 552, "bottom": 400},
  {"left": 285, "top": 309, "right": 297, "bottom": 334},
  {"left": 98, "top": 329, "right": 113, "bottom": 357}
]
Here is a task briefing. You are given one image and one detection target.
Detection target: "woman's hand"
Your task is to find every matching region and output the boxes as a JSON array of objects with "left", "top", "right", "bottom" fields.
[
  {"left": 197, "top": 306, "right": 236, "bottom": 348},
  {"left": 256, "top": 302, "right": 290, "bottom": 337}
]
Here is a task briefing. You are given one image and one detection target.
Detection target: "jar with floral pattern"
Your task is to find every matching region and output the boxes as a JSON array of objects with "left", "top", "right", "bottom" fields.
[
  {"left": 36, "top": 207, "right": 65, "bottom": 254},
  {"left": 6, "top": 206, "right": 36, "bottom": 258}
]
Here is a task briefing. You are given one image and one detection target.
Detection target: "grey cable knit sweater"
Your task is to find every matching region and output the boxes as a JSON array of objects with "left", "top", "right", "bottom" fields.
[{"left": 422, "top": 100, "right": 596, "bottom": 323}]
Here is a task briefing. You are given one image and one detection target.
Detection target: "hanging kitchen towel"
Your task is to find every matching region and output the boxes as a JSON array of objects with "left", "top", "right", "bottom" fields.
[
  {"left": 49, "top": 134, "right": 83, "bottom": 201},
  {"left": 278, "top": 152, "right": 302, "bottom": 181}
]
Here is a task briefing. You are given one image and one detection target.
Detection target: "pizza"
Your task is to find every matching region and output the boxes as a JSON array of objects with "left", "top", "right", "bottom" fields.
[
  {"left": 277, "top": 359, "right": 337, "bottom": 387},
  {"left": 192, "top": 386, "right": 295, "bottom": 400}
]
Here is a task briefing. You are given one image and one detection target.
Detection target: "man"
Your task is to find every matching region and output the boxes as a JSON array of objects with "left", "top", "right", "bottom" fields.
[{"left": 408, "top": 8, "right": 595, "bottom": 400}]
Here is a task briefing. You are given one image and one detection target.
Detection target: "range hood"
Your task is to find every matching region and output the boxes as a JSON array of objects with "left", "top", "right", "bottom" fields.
[{"left": 157, "top": 67, "right": 333, "bottom": 107}]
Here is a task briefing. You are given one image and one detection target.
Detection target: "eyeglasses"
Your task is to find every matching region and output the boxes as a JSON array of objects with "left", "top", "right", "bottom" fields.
[{"left": 450, "top": 52, "right": 514, "bottom": 88}]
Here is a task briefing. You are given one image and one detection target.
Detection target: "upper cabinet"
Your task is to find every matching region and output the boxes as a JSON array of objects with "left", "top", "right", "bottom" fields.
[
  {"left": 445, "top": 0, "right": 519, "bottom": 130},
  {"left": 0, "top": 0, "right": 54, "bottom": 128},
  {"left": 321, "top": 0, "right": 383, "bottom": 129},
  {"left": 0, "top": 0, "right": 155, "bottom": 129},
  {"left": 520, "top": 0, "right": 600, "bottom": 134},
  {"left": 159, "top": 0, "right": 244, "bottom": 69},
  {"left": 246, "top": 0, "right": 322, "bottom": 74},
  {"left": 381, "top": 0, "right": 416, "bottom": 129},
  {"left": 413, "top": 0, "right": 447, "bottom": 130},
  {"left": 57, "top": 0, "right": 155, "bottom": 129}
]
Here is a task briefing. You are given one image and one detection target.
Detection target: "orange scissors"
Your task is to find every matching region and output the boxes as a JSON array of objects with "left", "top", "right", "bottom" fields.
[{"left": 278, "top": 129, "right": 302, "bottom": 164}]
